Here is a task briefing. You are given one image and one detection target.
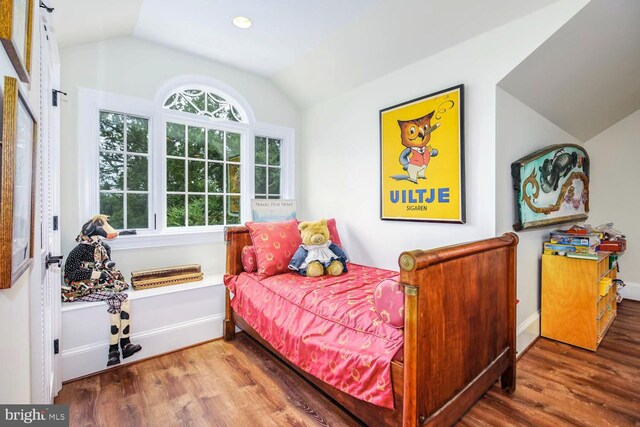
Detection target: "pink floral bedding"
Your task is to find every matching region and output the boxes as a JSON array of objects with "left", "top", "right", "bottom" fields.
[{"left": 224, "top": 263, "right": 404, "bottom": 409}]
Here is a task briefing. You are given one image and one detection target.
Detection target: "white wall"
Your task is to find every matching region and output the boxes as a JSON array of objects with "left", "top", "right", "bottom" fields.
[
  {"left": 59, "top": 36, "right": 299, "bottom": 278},
  {"left": 298, "top": 0, "right": 588, "bottom": 272},
  {"left": 495, "top": 88, "right": 582, "bottom": 332},
  {"left": 585, "top": 108, "right": 640, "bottom": 289},
  {"left": 0, "top": 9, "right": 43, "bottom": 403}
]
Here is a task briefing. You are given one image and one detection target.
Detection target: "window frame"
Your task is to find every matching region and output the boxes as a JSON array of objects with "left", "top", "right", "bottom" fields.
[
  {"left": 159, "top": 111, "right": 250, "bottom": 231},
  {"left": 254, "top": 136, "right": 284, "bottom": 200},
  {"left": 98, "top": 110, "right": 153, "bottom": 231},
  {"left": 77, "top": 81, "right": 295, "bottom": 250}
]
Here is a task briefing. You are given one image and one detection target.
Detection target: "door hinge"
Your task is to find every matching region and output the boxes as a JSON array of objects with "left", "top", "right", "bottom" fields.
[
  {"left": 53, "top": 339, "right": 59, "bottom": 355},
  {"left": 40, "top": 1, "right": 54, "bottom": 13},
  {"left": 53, "top": 215, "right": 58, "bottom": 231},
  {"left": 45, "top": 252, "right": 64, "bottom": 269},
  {"left": 52, "top": 89, "right": 67, "bottom": 107}
]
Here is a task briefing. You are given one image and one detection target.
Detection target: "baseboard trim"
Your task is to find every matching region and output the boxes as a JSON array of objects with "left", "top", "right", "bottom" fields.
[
  {"left": 517, "top": 310, "right": 540, "bottom": 336},
  {"left": 62, "top": 314, "right": 224, "bottom": 381},
  {"left": 620, "top": 281, "right": 640, "bottom": 301},
  {"left": 516, "top": 310, "right": 540, "bottom": 358}
]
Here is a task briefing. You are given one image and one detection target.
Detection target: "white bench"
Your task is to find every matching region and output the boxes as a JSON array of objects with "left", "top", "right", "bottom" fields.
[{"left": 61, "top": 273, "right": 224, "bottom": 381}]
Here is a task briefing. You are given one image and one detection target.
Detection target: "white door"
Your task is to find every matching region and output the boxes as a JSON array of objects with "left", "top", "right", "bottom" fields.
[{"left": 32, "top": 11, "right": 62, "bottom": 403}]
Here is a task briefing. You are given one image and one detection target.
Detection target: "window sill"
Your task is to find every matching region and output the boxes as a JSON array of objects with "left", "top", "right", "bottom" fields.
[{"left": 108, "top": 229, "right": 224, "bottom": 251}]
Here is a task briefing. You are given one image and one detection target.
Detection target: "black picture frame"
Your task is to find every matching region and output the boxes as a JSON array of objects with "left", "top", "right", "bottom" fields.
[{"left": 379, "top": 84, "right": 465, "bottom": 223}]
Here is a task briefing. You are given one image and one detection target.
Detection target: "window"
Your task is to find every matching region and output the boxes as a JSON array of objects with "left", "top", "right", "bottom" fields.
[
  {"left": 163, "top": 87, "right": 245, "bottom": 122},
  {"left": 254, "top": 136, "right": 281, "bottom": 199},
  {"left": 165, "top": 122, "right": 242, "bottom": 227},
  {"left": 79, "top": 80, "right": 294, "bottom": 248},
  {"left": 98, "top": 111, "right": 150, "bottom": 230}
]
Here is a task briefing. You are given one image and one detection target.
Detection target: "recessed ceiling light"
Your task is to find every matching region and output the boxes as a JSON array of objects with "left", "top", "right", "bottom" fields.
[{"left": 233, "top": 16, "right": 252, "bottom": 29}]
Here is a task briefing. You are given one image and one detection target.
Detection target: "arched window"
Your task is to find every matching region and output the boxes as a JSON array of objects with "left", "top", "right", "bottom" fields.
[
  {"left": 163, "top": 86, "right": 247, "bottom": 122},
  {"left": 82, "top": 77, "right": 294, "bottom": 247}
]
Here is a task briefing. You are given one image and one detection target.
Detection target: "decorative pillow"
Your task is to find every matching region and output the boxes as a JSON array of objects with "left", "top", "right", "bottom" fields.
[
  {"left": 241, "top": 246, "right": 256, "bottom": 273},
  {"left": 373, "top": 279, "right": 405, "bottom": 328},
  {"left": 326, "top": 218, "right": 344, "bottom": 248},
  {"left": 245, "top": 219, "right": 302, "bottom": 278}
]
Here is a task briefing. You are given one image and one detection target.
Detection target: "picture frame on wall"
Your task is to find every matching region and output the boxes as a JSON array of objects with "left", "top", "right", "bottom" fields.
[
  {"left": 511, "top": 144, "right": 590, "bottom": 231},
  {"left": 0, "top": 0, "right": 35, "bottom": 83},
  {"left": 380, "top": 84, "right": 465, "bottom": 223},
  {"left": 1, "top": 76, "right": 38, "bottom": 289}
]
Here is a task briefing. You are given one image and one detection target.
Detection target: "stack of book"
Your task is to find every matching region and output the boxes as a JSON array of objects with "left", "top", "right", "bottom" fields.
[
  {"left": 543, "top": 231, "right": 601, "bottom": 260},
  {"left": 131, "top": 264, "right": 203, "bottom": 290}
]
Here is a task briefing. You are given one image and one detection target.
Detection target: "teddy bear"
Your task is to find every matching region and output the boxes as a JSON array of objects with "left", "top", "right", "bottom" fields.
[{"left": 288, "top": 219, "right": 348, "bottom": 277}]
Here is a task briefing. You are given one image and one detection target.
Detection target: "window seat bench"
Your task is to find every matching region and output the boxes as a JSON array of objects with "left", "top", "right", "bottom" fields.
[{"left": 61, "top": 273, "right": 224, "bottom": 382}]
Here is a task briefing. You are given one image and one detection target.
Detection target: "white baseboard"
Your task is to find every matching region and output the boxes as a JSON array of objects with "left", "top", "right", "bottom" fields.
[
  {"left": 516, "top": 310, "right": 540, "bottom": 357},
  {"left": 62, "top": 314, "right": 224, "bottom": 381},
  {"left": 620, "top": 281, "right": 640, "bottom": 301}
]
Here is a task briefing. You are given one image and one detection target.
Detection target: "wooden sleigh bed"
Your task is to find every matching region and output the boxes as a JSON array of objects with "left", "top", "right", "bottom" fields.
[{"left": 224, "top": 226, "right": 518, "bottom": 426}]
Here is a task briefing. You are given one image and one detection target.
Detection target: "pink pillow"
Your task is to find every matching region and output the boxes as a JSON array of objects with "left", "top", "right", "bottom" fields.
[
  {"left": 241, "top": 246, "right": 256, "bottom": 273},
  {"left": 245, "top": 219, "right": 302, "bottom": 278},
  {"left": 373, "top": 279, "right": 405, "bottom": 328},
  {"left": 326, "top": 218, "right": 343, "bottom": 248}
]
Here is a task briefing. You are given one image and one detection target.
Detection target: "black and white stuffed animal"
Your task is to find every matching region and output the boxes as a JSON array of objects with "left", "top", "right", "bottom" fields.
[{"left": 62, "top": 215, "right": 142, "bottom": 366}]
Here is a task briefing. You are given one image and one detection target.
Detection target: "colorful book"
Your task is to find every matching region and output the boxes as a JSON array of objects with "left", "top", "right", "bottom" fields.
[
  {"left": 550, "top": 232, "right": 600, "bottom": 247},
  {"left": 543, "top": 242, "right": 595, "bottom": 255},
  {"left": 566, "top": 252, "right": 599, "bottom": 260}
]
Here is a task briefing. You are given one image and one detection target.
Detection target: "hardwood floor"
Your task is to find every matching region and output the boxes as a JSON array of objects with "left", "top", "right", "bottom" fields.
[
  {"left": 56, "top": 300, "right": 640, "bottom": 426},
  {"left": 460, "top": 300, "right": 640, "bottom": 427}
]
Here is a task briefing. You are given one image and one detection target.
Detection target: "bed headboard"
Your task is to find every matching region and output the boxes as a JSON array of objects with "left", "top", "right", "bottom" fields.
[{"left": 224, "top": 226, "right": 252, "bottom": 276}]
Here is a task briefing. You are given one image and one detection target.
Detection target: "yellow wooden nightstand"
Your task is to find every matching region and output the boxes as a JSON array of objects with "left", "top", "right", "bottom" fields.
[{"left": 541, "top": 252, "right": 617, "bottom": 351}]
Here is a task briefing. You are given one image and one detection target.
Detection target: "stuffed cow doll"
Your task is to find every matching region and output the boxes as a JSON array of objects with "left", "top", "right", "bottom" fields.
[{"left": 62, "top": 215, "right": 142, "bottom": 366}]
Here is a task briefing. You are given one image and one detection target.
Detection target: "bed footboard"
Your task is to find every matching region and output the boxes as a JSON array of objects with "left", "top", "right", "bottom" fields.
[{"left": 399, "top": 233, "right": 518, "bottom": 426}]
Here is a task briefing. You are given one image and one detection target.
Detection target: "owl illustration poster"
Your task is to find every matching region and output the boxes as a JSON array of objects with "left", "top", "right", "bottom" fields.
[{"left": 380, "top": 85, "right": 465, "bottom": 223}]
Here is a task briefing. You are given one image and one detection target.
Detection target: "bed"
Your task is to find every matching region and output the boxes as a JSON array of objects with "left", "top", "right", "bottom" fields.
[{"left": 224, "top": 226, "right": 518, "bottom": 426}]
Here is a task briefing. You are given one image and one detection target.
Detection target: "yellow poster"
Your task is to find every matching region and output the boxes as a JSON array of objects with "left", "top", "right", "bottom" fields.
[{"left": 380, "top": 85, "right": 465, "bottom": 223}]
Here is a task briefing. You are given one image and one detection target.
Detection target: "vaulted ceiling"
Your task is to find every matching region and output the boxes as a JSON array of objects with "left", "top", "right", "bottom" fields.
[
  {"left": 499, "top": 0, "right": 640, "bottom": 141},
  {"left": 53, "top": 0, "right": 560, "bottom": 107}
]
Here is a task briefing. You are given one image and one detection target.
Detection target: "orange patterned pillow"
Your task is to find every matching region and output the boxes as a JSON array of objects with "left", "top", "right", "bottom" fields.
[
  {"left": 241, "top": 246, "right": 256, "bottom": 273},
  {"left": 326, "top": 218, "right": 343, "bottom": 248},
  {"left": 373, "top": 279, "right": 405, "bottom": 328},
  {"left": 246, "top": 219, "right": 302, "bottom": 278}
]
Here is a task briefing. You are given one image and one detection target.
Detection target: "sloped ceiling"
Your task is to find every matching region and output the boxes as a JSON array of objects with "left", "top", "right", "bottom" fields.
[
  {"left": 53, "top": 0, "right": 144, "bottom": 47},
  {"left": 53, "top": 0, "right": 561, "bottom": 107},
  {"left": 133, "top": 0, "right": 381, "bottom": 77},
  {"left": 272, "top": 0, "right": 560, "bottom": 107},
  {"left": 499, "top": 0, "right": 640, "bottom": 141}
]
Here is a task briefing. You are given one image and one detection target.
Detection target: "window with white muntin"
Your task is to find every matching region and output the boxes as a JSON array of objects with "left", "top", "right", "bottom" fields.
[
  {"left": 98, "top": 111, "right": 151, "bottom": 230},
  {"left": 254, "top": 136, "right": 282, "bottom": 199},
  {"left": 85, "top": 80, "right": 294, "bottom": 247}
]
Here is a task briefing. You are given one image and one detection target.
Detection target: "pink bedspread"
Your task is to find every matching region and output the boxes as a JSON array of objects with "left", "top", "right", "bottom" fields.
[{"left": 224, "top": 263, "right": 403, "bottom": 409}]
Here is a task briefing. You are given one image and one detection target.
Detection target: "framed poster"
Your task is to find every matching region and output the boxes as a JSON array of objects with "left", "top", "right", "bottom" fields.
[
  {"left": 511, "top": 144, "right": 589, "bottom": 231},
  {"left": 0, "top": 76, "right": 37, "bottom": 288},
  {"left": 251, "top": 199, "right": 296, "bottom": 223},
  {"left": 0, "top": 0, "right": 34, "bottom": 83},
  {"left": 380, "top": 84, "right": 465, "bottom": 223}
]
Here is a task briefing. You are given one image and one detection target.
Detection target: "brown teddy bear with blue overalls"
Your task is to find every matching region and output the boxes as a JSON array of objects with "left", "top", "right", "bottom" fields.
[{"left": 288, "top": 219, "right": 348, "bottom": 277}]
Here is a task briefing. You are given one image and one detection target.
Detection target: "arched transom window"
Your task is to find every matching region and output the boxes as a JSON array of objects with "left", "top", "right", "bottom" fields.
[{"left": 163, "top": 86, "right": 246, "bottom": 123}]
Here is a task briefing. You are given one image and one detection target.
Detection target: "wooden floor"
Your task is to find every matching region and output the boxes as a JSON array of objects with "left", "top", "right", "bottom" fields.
[{"left": 56, "top": 300, "right": 640, "bottom": 426}]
